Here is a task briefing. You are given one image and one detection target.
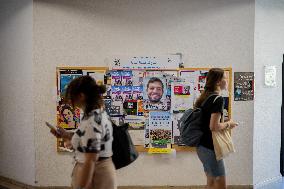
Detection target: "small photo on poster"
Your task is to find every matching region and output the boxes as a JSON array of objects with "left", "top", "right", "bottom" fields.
[
  {"left": 111, "top": 71, "right": 122, "bottom": 86},
  {"left": 132, "top": 71, "right": 144, "bottom": 86},
  {"left": 123, "top": 100, "right": 137, "bottom": 116},
  {"left": 143, "top": 77, "right": 168, "bottom": 110},
  {"left": 171, "top": 82, "right": 194, "bottom": 113},
  {"left": 105, "top": 85, "right": 112, "bottom": 98},
  {"left": 223, "top": 97, "right": 229, "bottom": 121},
  {"left": 103, "top": 99, "right": 112, "bottom": 115},
  {"left": 122, "top": 86, "right": 133, "bottom": 101},
  {"left": 150, "top": 129, "right": 172, "bottom": 145},
  {"left": 124, "top": 115, "right": 145, "bottom": 130},
  {"left": 111, "top": 86, "right": 123, "bottom": 102},
  {"left": 109, "top": 101, "right": 123, "bottom": 116},
  {"left": 121, "top": 71, "right": 133, "bottom": 86},
  {"left": 149, "top": 111, "right": 172, "bottom": 147},
  {"left": 60, "top": 73, "right": 82, "bottom": 97},
  {"left": 104, "top": 72, "right": 112, "bottom": 85},
  {"left": 58, "top": 104, "right": 80, "bottom": 129},
  {"left": 137, "top": 100, "right": 144, "bottom": 116},
  {"left": 198, "top": 76, "right": 206, "bottom": 91},
  {"left": 172, "top": 113, "right": 183, "bottom": 145},
  {"left": 132, "top": 86, "right": 143, "bottom": 100}
]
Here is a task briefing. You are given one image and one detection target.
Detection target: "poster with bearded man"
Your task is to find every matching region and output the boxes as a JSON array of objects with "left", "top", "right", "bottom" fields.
[{"left": 143, "top": 77, "right": 168, "bottom": 110}]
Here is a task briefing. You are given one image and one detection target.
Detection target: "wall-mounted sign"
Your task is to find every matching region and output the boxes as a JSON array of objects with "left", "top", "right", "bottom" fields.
[{"left": 264, "top": 66, "right": 276, "bottom": 87}]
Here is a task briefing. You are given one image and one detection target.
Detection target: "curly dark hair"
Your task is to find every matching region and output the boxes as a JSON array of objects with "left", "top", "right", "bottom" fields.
[{"left": 65, "top": 75, "right": 106, "bottom": 116}]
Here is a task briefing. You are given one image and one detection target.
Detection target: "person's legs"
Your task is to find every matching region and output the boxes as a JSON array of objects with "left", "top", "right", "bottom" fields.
[
  {"left": 196, "top": 146, "right": 226, "bottom": 189},
  {"left": 197, "top": 147, "right": 214, "bottom": 189},
  {"left": 205, "top": 173, "right": 215, "bottom": 189},
  {"left": 71, "top": 163, "right": 83, "bottom": 189},
  {"left": 213, "top": 176, "right": 226, "bottom": 189},
  {"left": 92, "top": 158, "right": 117, "bottom": 189}
]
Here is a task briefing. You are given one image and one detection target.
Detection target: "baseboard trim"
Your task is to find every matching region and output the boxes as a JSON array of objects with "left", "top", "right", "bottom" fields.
[
  {"left": 254, "top": 175, "right": 283, "bottom": 188},
  {"left": 0, "top": 176, "right": 35, "bottom": 189},
  {"left": 118, "top": 187, "right": 252, "bottom": 189},
  {"left": 0, "top": 176, "right": 252, "bottom": 189}
]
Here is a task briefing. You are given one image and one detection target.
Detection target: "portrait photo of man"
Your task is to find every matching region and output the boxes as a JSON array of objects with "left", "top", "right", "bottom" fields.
[
  {"left": 143, "top": 76, "right": 168, "bottom": 112},
  {"left": 145, "top": 77, "right": 164, "bottom": 104}
]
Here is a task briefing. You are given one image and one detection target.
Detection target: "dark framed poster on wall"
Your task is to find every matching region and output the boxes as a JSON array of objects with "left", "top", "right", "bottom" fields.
[{"left": 234, "top": 72, "right": 254, "bottom": 101}]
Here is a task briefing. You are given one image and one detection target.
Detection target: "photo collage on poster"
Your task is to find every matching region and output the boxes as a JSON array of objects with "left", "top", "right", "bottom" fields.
[
  {"left": 110, "top": 57, "right": 232, "bottom": 149},
  {"left": 56, "top": 61, "right": 232, "bottom": 151}
]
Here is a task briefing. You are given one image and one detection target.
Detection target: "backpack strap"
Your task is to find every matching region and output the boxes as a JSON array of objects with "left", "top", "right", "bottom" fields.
[
  {"left": 201, "top": 94, "right": 220, "bottom": 108},
  {"left": 213, "top": 95, "right": 221, "bottom": 103}
]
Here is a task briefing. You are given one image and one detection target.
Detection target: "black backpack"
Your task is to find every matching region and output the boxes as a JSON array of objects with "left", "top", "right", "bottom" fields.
[
  {"left": 112, "top": 122, "right": 139, "bottom": 169},
  {"left": 179, "top": 94, "right": 220, "bottom": 147}
]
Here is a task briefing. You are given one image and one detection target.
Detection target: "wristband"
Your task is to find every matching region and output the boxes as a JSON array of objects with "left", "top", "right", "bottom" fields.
[{"left": 225, "top": 122, "right": 230, "bottom": 129}]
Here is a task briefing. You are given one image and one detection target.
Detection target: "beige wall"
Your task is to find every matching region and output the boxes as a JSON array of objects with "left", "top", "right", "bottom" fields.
[
  {"left": 0, "top": 0, "right": 35, "bottom": 186},
  {"left": 33, "top": 0, "right": 254, "bottom": 186}
]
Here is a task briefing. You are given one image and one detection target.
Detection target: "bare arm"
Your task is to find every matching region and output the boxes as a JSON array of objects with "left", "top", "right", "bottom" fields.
[
  {"left": 50, "top": 127, "right": 74, "bottom": 140},
  {"left": 50, "top": 127, "right": 74, "bottom": 149},
  {"left": 210, "top": 113, "right": 238, "bottom": 131}
]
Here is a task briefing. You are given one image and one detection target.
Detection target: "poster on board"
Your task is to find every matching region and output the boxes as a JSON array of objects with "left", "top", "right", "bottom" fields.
[
  {"left": 56, "top": 68, "right": 107, "bottom": 152},
  {"left": 143, "top": 77, "right": 169, "bottom": 110},
  {"left": 59, "top": 70, "right": 83, "bottom": 98},
  {"left": 57, "top": 70, "right": 82, "bottom": 131},
  {"left": 172, "top": 113, "right": 183, "bottom": 145},
  {"left": 149, "top": 111, "right": 172, "bottom": 148},
  {"left": 171, "top": 82, "right": 194, "bottom": 113}
]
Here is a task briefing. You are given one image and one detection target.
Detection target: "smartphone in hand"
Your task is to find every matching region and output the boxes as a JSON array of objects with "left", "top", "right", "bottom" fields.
[
  {"left": 45, "top": 121, "right": 57, "bottom": 130},
  {"left": 45, "top": 121, "right": 61, "bottom": 135}
]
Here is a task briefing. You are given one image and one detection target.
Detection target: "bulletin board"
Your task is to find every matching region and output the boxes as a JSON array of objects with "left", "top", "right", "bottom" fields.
[{"left": 55, "top": 65, "right": 232, "bottom": 153}]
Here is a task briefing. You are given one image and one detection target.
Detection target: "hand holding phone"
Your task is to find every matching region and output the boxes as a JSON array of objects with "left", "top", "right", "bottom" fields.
[
  {"left": 228, "top": 120, "right": 239, "bottom": 129},
  {"left": 45, "top": 122, "right": 72, "bottom": 139},
  {"left": 45, "top": 122, "right": 57, "bottom": 130},
  {"left": 45, "top": 121, "right": 62, "bottom": 137}
]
